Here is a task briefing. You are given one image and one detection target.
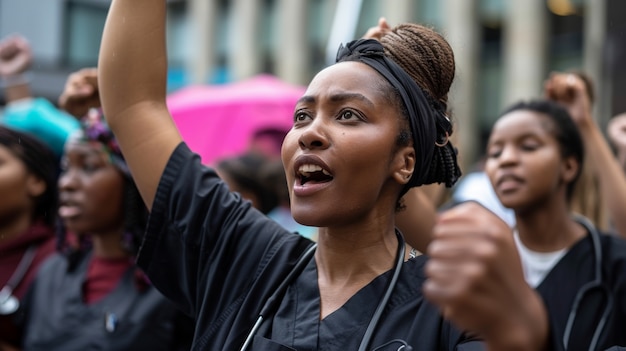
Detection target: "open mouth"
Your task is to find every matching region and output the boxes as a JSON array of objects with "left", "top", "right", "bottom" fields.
[{"left": 298, "top": 164, "right": 334, "bottom": 185}]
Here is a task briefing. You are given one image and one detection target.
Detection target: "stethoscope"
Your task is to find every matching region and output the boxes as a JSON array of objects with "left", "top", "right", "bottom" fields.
[
  {"left": 562, "top": 215, "right": 613, "bottom": 351},
  {"left": 239, "top": 230, "right": 409, "bottom": 351},
  {"left": 0, "top": 245, "right": 37, "bottom": 315}
]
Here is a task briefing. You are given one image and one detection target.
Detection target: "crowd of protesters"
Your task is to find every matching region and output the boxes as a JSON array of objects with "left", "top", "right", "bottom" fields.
[{"left": 1, "top": 8, "right": 625, "bottom": 351}]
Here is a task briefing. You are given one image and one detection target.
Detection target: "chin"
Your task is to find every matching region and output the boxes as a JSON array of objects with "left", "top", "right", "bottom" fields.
[{"left": 291, "top": 211, "right": 320, "bottom": 227}]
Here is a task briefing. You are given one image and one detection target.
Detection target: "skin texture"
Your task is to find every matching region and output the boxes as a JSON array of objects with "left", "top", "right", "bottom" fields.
[
  {"left": 282, "top": 61, "right": 416, "bottom": 318},
  {"left": 0, "top": 34, "right": 32, "bottom": 102},
  {"left": 58, "top": 68, "right": 100, "bottom": 119},
  {"left": 58, "top": 140, "right": 126, "bottom": 258},
  {"left": 97, "top": 1, "right": 549, "bottom": 349},
  {"left": 608, "top": 113, "right": 626, "bottom": 169},
  {"left": 283, "top": 61, "right": 414, "bottom": 229},
  {"left": 424, "top": 202, "right": 549, "bottom": 350},
  {"left": 545, "top": 73, "right": 626, "bottom": 238},
  {"left": 360, "top": 18, "right": 438, "bottom": 255},
  {"left": 0, "top": 144, "right": 44, "bottom": 242},
  {"left": 485, "top": 111, "right": 577, "bottom": 216},
  {"left": 484, "top": 110, "right": 584, "bottom": 251}
]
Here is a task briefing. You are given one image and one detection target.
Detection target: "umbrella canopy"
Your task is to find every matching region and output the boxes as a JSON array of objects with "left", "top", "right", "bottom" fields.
[{"left": 166, "top": 74, "right": 306, "bottom": 165}]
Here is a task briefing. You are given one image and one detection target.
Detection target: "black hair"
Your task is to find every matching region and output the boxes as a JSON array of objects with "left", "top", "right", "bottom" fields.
[
  {"left": 500, "top": 99, "right": 585, "bottom": 200},
  {"left": 0, "top": 126, "right": 58, "bottom": 227},
  {"left": 217, "top": 152, "right": 279, "bottom": 214}
]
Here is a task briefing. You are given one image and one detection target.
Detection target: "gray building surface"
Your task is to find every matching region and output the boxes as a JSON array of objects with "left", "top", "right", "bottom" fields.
[{"left": 1, "top": 0, "right": 624, "bottom": 167}]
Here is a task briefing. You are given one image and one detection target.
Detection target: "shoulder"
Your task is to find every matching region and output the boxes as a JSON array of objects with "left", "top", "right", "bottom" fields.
[
  {"left": 600, "top": 233, "right": 626, "bottom": 260},
  {"left": 37, "top": 252, "right": 68, "bottom": 275},
  {"left": 388, "top": 256, "right": 429, "bottom": 307}
]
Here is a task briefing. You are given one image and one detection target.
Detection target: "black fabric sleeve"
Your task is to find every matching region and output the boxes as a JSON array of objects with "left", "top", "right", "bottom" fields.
[{"left": 136, "top": 143, "right": 311, "bottom": 319}]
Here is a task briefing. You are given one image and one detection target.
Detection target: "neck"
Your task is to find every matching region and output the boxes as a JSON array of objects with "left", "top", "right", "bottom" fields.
[
  {"left": 0, "top": 211, "right": 33, "bottom": 244},
  {"left": 89, "top": 227, "right": 129, "bottom": 259},
  {"left": 315, "top": 223, "right": 399, "bottom": 284},
  {"left": 515, "top": 198, "right": 585, "bottom": 252}
]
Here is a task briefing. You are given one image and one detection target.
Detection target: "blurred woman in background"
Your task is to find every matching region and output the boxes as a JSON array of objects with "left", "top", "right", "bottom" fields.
[
  {"left": 0, "top": 126, "right": 58, "bottom": 351},
  {"left": 21, "top": 79, "right": 193, "bottom": 350}
]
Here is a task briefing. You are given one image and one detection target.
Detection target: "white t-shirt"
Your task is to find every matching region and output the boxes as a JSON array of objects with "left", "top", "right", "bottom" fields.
[
  {"left": 452, "top": 171, "right": 517, "bottom": 228},
  {"left": 513, "top": 230, "right": 568, "bottom": 288}
]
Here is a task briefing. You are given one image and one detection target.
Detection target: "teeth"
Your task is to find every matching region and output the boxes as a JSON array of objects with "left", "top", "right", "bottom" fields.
[{"left": 298, "top": 164, "right": 331, "bottom": 176}]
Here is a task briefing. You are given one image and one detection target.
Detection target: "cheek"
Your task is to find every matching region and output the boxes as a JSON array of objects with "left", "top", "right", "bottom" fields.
[
  {"left": 84, "top": 176, "right": 126, "bottom": 222},
  {"left": 280, "top": 133, "right": 298, "bottom": 180},
  {"left": 484, "top": 160, "right": 498, "bottom": 185},
  {"left": 0, "top": 169, "right": 32, "bottom": 210}
]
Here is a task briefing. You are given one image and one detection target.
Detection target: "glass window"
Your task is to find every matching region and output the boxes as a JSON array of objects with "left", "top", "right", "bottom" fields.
[{"left": 64, "top": 1, "right": 108, "bottom": 67}]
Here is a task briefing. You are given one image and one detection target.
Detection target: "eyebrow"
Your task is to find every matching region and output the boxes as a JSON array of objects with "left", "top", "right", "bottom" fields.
[{"left": 296, "top": 93, "right": 375, "bottom": 109}]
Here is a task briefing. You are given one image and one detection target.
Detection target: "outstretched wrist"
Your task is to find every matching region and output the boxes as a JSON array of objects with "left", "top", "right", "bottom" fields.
[{"left": 0, "top": 71, "right": 32, "bottom": 89}]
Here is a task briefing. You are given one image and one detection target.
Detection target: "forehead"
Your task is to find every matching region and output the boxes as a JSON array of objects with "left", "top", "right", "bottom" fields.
[
  {"left": 64, "top": 139, "right": 107, "bottom": 158},
  {"left": 304, "top": 61, "right": 386, "bottom": 100},
  {"left": 490, "top": 110, "right": 555, "bottom": 140}
]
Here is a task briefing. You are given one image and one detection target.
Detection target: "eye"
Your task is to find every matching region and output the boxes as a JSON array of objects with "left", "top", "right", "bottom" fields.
[
  {"left": 486, "top": 146, "right": 501, "bottom": 158},
  {"left": 337, "top": 109, "right": 361, "bottom": 121},
  {"left": 294, "top": 110, "right": 311, "bottom": 123},
  {"left": 82, "top": 161, "right": 102, "bottom": 174},
  {"left": 485, "top": 144, "right": 502, "bottom": 158},
  {"left": 520, "top": 142, "right": 539, "bottom": 151}
]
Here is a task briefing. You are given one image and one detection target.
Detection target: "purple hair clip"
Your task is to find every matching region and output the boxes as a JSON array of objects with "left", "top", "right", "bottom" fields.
[{"left": 79, "top": 108, "right": 130, "bottom": 176}]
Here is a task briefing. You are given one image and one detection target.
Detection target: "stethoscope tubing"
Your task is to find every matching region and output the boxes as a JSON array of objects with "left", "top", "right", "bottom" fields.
[
  {"left": 239, "top": 231, "right": 406, "bottom": 351},
  {"left": 562, "top": 215, "right": 612, "bottom": 351}
]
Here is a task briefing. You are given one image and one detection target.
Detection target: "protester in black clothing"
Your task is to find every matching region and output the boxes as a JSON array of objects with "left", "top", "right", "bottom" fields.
[{"left": 97, "top": 1, "right": 550, "bottom": 350}]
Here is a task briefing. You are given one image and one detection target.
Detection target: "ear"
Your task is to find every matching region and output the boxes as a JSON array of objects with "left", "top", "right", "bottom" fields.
[
  {"left": 26, "top": 175, "right": 47, "bottom": 198},
  {"left": 561, "top": 155, "right": 580, "bottom": 185},
  {"left": 392, "top": 146, "right": 416, "bottom": 185}
]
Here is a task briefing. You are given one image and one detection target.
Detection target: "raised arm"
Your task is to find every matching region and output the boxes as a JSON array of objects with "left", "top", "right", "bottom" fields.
[
  {"left": 58, "top": 67, "right": 100, "bottom": 119},
  {"left": 98, "top": 0, "right": 182, "bottom": 209},
  {"left": 545, "top": 72, "right": 626, "bottom": 238},
  {"left": 0, "top": 34, "right": 32, "bottom": 102},
  {"left": 607, "top": 113, "right": 626, "bottom": 172}
]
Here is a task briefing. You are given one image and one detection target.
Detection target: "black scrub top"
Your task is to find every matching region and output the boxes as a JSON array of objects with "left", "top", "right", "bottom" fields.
[
  {"left": 138, "top": 143, "right": 483, "bottom": 351},
  {"left": 535, "top": 232, "right": 626, "bottom": 351},
  {"left": 21, "top": 251, "right": 193, "bottom": 351}
]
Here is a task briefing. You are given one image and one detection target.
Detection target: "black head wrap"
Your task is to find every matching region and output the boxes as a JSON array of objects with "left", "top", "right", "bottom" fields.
[{"left": 335, "top": 39, "right": 461, "bottom": 195}]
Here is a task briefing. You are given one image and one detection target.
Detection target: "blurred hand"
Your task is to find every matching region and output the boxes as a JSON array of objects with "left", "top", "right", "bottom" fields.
[
  {"left": 424, "top": 202, "right": 547, "bottom": 349},
  {"left": 0, "top": 34, "right": 32, "bottom": 77},
  {"left": 544, "top": 72, "right": 593, "bottom": 128},
  {"left": 608, "top": 114, "right": 626, "bottom": 152},
  {"left": 58, "top": 67, "right": 100, "bottom": 118},
  {"left": 362, "top": 17, "right": 391, "bottom": 40}
]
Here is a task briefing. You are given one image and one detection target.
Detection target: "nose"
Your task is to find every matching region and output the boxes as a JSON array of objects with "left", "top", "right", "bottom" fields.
[
  {"left": 497, "top": 145, "right": 519, "bottom": 166},
  {"left": 297, "top": 118, "right": 330, "bottom": 150},
  {"left": 58, "top": 168, "right": 80, "bottom": 192}
]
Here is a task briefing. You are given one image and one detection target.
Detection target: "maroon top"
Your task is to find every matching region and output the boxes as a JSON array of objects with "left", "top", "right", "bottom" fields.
[{"left": 82, "top": 256, "right": 133, "bottom": 304}]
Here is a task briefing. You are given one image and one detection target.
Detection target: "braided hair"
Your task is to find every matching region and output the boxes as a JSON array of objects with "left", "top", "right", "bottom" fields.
[{"left": 379, "top": 24, "right": 461, "bottom": 188}]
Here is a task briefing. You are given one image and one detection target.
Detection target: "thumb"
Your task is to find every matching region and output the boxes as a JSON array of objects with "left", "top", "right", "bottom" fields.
[{"left": 379, "top": 17, "right": 391, "bottom": 30}]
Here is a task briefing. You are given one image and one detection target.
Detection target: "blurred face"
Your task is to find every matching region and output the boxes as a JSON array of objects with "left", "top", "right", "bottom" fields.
[
  {"left": 58, "top": 140, "right": 125, "bottom": 235},
  {"left": 0, "top": 145, "right": 43, "bottom": 224},
  {"left": 281, "top": 61, "right": 414, "bottom": 228},
  {"left": 484, "top": 110, "right": 576, "bottom": 212}
]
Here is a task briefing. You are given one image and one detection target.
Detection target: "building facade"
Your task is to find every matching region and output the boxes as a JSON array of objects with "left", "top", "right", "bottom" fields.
[{"left": 1, "top": 0, "right": 623, "bottom": 167}]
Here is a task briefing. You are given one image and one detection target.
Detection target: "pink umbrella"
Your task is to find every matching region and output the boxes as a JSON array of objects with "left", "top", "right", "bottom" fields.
[{"left": 166, "top": 74, "right": 306, "bottom": 165}]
